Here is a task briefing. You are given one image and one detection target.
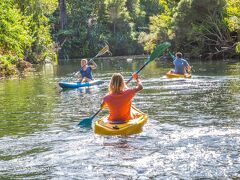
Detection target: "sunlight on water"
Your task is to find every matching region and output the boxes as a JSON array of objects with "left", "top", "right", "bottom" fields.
[{"left": 0, "top": 59, "right": 240, "bottom": 179}]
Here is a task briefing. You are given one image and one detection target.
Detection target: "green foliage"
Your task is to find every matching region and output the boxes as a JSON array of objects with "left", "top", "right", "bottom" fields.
[
  {"left": 0, "top": 0, "right": 57, "bottom": 77},
  {"left": 54, "top": 1, "right": 165, "bottom": 58},
  {"left": 138, "top": 0, "right": 176, "bottom": 52},
  {"left": 14, "top": 0, "right": 58, "bottom": 63},
  {"left": 224, "top": 0, "right": 240, "bottom": 32},
  {"left": 1, "top": 0, "right": 238, "bottom": 69},
  {"left": 140, "top": 0, "right": 239, "bottom": 58},
  {"left": 224, "top": 0, "right": 240, "bottom": 54},
  {"left": 0, "top": 0, "right": 33, "bottom": 59},
  {"left": 0, "top": 55, "right": 17, "bottom": 77},
  {"left": 173, "top": 0, "right": 226, "bottom": 48},
  {"left": 140, "top": 0, "right": 164, "bottom": 24},
  {"left": 236, "top": 42, "right": 240, "bottom": 53}
]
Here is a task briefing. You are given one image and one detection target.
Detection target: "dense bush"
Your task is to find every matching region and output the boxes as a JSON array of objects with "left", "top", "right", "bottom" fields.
[
  {"left": 142, "top": 0, "right": 239, "bottom": 59},
  {"left": 0, "top": 0, "right": 57, "bottom": 77}
]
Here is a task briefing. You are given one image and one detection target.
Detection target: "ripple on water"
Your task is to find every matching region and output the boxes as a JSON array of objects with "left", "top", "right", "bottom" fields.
[{"left": 0, "top": 60, "right": 240, "bottom": 179}]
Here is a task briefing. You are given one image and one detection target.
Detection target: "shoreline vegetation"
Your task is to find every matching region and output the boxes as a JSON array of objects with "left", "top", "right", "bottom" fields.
[
  {"left": 0, "top": 0, "right": 239, "bottom": 78},
  {"left": 0, "top": 60, "right": 33, "bottom": 79}
]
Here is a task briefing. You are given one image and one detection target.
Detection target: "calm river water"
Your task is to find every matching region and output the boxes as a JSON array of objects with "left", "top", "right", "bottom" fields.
[{"left": 0, "top": 58, "right": 240, "bottom": 179}]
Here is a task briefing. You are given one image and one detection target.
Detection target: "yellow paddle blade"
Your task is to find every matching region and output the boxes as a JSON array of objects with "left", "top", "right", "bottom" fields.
[{"left": 96, "top": 45, "right": 109, "bottom": 57}]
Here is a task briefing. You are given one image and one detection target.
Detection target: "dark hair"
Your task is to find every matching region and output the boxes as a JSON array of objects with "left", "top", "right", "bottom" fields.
[{"left": 175, "top": 52, "right": 182, "bottom": 58}]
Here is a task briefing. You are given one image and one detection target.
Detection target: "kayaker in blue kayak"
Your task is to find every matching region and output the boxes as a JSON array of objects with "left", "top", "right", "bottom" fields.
[
  {"left": 78, "top": 59, "right": 97, "bottom": 82},
  {"left": 172, "top": 52, "right": 191, "bottom": 74},
  {"left": 101, "top": 73, "right": 143, "bottom": 123}
]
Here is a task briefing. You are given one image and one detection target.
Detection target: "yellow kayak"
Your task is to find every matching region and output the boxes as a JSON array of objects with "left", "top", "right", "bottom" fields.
[
  {"left": 166, "top": 70, "right": 191, "bottom": 78},
  {"left": 94, "top": 106, "right": 148, "bottom": 136}
]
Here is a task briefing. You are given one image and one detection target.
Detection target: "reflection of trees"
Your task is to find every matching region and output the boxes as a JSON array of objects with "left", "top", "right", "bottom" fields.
[
  {"left": 56, "top": 57, "right": 175, "bottom": 78},
  {"left": 98, "top": 59, "right": 133, "bottom": 72},
  {"left": 0, "top": 66, "right": 58, "bottom": 137},
  {"left": 97, "top": 58, "right": 171, "bottom": 77},
  {"left": 227, "top": 61, "right": 240, "bottom": 76}
]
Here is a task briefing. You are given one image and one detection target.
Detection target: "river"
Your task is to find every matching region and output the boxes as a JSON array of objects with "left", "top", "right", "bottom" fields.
[{"left": 0, "top": 58, "right": 239, "bottom": 179}]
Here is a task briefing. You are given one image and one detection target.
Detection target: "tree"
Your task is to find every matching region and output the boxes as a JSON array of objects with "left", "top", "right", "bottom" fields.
[
  {"left": 224, "top": 0, "right": 240, "bottom": 54},
  {"left": 14, "top": 0, "right": 58, "bottom": 63},
  {"left": 59, "top": 0, "right": 67, "bottom": 29},
  {"left": 0, "top": 0, "right": 33, "bottom": 59},
  {"left": 138, "top": 0, "right": 176, "bottom": 52},
  {"left": 141, "top": 0, "right": 239, "bottom": 59}
]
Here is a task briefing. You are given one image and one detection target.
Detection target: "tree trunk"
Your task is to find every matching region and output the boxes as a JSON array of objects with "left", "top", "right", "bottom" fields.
[{"left": 59, "top": 0, "right": 66, "bottom": 29}]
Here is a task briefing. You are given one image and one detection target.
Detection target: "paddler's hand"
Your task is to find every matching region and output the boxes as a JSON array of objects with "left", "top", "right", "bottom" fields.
[
  {"left": 101, "top": 102, "right": 107, "bottom": 109},
  {"left": 88, "top": 59, "right": 93, "bottom": 63},
  {"left": 132, "top": 72, "right": 139, "bottom": 80},
  {"left": 132, "top": 72, "right": 143, "bottom": 92}
]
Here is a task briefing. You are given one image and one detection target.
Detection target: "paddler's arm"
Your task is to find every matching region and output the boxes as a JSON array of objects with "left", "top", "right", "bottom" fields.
[
  {"left": 101, "top": 101, "right": 108, "bottom": 109},
  {"left": 89, "top": 59, "right": 97, "bottom": 70},
  {"left": 184, "top": 60, "right": 191, "bottom": 73},
  {"left": 132, "top": 73, "right": 143, "bottom": 92}
]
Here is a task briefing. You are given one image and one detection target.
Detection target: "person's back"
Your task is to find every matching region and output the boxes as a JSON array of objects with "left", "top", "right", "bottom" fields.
[
  {"left": 102, "top": 73, "right": 143, "bottom": 122},
  {"left": 173, "top": 52, "right": 190, "bottom": 74},
  {"left": 103, "top": 89, "right": 136, "bottom": 121},
  {"left": 174, "top": 58, "right": 189, "bottom": 74}
]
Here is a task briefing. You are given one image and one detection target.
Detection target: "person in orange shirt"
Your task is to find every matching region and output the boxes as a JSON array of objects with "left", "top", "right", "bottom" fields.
[{"left": 101, "top": 73, "right": 143, "bottom": 123}]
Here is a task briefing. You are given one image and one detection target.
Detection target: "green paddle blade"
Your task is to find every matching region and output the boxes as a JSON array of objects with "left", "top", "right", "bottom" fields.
[
  {"left": 169, "top": 51, "right": 175, "bottom": 59},
  {"left": 150, "top": 42, "right": 171, "bottom": 61},
  {"left": 78, "top": 108, "right": 102, "bottom": 127}
]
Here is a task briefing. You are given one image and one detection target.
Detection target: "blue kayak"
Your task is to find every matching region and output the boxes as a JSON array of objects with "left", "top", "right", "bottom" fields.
[{"left": 59, "top": 80, "right": 104, "bottom": 88}]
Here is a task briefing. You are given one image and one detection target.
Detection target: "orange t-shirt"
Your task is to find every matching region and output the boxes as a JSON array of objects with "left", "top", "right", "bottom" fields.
[{"left": 103, "top": 89, "right": 136, "bottom": 122}]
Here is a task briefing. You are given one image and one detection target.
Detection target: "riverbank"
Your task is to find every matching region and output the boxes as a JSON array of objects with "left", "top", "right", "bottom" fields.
[{"left": 0, "top": 60, "right": 33, "bottom": 79}]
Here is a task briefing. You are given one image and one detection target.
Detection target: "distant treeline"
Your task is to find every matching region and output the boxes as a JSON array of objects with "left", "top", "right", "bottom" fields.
[{"left": 0, "top": 0, "right": 239, "bottom": 77}]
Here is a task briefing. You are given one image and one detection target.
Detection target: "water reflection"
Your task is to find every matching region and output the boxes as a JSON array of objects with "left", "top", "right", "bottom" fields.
[{"left": 0, "top": 72, "right": 58, "bottom": 137}]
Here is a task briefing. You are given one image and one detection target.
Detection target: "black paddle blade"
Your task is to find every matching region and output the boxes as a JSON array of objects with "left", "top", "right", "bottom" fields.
[
  {"left": 150, "top": 42, "right": 171, "bottom": 61},
  {"left": 78, "top": 117, "right": 93, "bottom": 127}
]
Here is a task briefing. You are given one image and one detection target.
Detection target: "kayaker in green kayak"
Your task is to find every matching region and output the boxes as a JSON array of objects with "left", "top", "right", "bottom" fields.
[
  {"left": 77, "top": 59, "right": 97, "bottom": 82},
  {"left": 101, "top": 73, "right": 143, "bottom": 123},
  {"left": 172, "top": 52, "right": 191, "bottom": 75}
]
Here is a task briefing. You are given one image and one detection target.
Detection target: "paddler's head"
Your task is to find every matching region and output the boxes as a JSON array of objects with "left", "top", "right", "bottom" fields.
[
  {"left": 175, "top": 52, "right": 182, "bottom": 58},
  {"left": 81, "top": 59, "right": 88, "bottom": 67},
  {"left": 109, "top": 73, "right": 127, "bottom": 94}
]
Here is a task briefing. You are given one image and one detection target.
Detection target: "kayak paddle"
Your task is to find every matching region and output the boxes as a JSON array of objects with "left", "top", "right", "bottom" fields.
[
  {"left": 74, "top": 44, "right": 110, "bottom": 76},
  {"left": 168, "top": 51, "right": 176, "bottom": 60},
  {"left": 126, "top": 42, "right": 171, "bottom": 83},
  {"left": 89, "top": 44, "right": 110, "bottom": 62},
  {"left": 78, "top": 42, "right": 171, "bottom": 127}
]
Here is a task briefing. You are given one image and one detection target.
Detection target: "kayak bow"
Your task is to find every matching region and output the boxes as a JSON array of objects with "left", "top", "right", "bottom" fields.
[
  {"left": 166, "top": 70, "right": 191, "bottom": 78},
  {"left": 59, "top": 80, "right": 104, "bottom": 88}
]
